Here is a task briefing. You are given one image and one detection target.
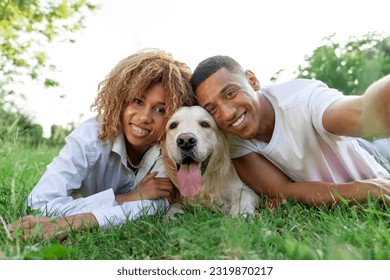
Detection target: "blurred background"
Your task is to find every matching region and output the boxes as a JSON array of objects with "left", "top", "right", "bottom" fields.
[{"left": 1, "top": 0, "right": 389, "bottom": 144}]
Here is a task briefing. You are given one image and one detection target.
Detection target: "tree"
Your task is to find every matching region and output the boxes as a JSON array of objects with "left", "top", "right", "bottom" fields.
[
  {"left": 0, "top": 0, "right": 96, "bottom": 141},
  {"left": 49, "top": 123, "right": 73, "bottom": 145},
  {"left": 0, "top": 0, "right": 97, "bottom": 95},
  {"left": 294, "top": 33, "right": 390, "bottom": 95}
]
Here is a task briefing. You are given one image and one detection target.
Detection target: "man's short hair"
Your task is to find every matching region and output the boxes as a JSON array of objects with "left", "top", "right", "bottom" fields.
[{"left": 190, "top": 55, "right": 245, "bottom": 93}]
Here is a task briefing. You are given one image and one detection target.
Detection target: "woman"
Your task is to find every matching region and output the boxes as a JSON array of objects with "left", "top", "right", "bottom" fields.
[{"left": 10, "top": 49, "right": 194, "bottom": 239}]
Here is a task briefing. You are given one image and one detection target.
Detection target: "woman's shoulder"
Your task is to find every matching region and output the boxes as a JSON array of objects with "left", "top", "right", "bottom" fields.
[{"left": 68, "top": 117, "right": 106, "bottom": 146}]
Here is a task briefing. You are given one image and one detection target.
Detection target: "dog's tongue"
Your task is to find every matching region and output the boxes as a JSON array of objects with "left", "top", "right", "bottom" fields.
[{"left": 177, "top": 163, "right": 202, "bottom": 197}]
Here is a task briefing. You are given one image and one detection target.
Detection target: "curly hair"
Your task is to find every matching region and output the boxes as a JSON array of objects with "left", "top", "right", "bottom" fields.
[{"left": 91, "top": 49, "right": 195, "bottom": 141}]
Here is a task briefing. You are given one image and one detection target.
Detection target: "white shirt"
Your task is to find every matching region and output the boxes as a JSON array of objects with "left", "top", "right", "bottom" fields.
[
  {"left": 28, "top": 117, "right": 169, "bottom": 228},
  {"left": 229, "top": 79, "right": 390, "bottom": 183}
]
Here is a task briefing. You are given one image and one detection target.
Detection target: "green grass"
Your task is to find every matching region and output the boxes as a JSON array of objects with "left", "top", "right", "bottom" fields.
[{"left": 0, "top": 140, "right": 389, "bottom": 260}]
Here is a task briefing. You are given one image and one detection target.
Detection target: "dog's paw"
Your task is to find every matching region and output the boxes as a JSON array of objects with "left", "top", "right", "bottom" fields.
[
  {"left": 228, "top": 204, "right": 241, "bottom": 216},
  {"left": 229, "top": 187, "right": 261, "bottom": 216},
  {"left": 164, "top": 203, "right": 185, "bottom": 220},
  {"left": 164, "top": 210, "right": 184, "bottom": 220},
  {"left": 229, "top": 202, "right": 256, "bottom": 216}
]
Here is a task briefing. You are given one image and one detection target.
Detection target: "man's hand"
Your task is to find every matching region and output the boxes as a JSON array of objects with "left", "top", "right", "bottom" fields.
[{"left": 357, "top": 178, "right": 390, "bottom": 206}]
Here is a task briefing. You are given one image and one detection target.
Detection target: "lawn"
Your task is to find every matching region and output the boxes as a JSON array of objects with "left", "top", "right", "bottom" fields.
[{"left": 1, "top": 140, "right": 389, "bottom": 260}]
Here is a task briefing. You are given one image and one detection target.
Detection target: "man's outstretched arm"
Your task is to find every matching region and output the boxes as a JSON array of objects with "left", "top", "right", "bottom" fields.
[
  {"left": 233, "top": 152, "right": 390, "bottom": 206},
  {"left": 323, "top": 74, "right": 390, "bottom": 138}
]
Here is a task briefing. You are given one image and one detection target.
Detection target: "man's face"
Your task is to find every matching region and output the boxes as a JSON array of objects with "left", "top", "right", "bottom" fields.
[{"left": 195, "top": 68, "right": 261, "bottom": 139}]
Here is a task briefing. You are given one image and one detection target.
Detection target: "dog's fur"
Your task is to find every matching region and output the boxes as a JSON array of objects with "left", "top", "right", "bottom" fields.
[{"left": 161, "top": 106, "right": 260, "bottom": 217}]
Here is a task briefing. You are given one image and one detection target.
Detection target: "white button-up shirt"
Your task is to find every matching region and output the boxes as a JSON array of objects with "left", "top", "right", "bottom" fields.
[{"left": 28, "top": 117, "right": 169, "bottom": 228}]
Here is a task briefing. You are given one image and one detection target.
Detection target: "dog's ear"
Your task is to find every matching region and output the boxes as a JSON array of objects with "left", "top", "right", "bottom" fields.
[
  {"left": 161, "top": 141, "right": 179, "bottom": 187},
  {"left": 156, "top": 126, "right": 167, "bottom": 143},
  {"left": 206, "top": 129, "right": 231, "bottom": 177},
  {"left": 217, "top": 131, "right": 231, "bottom": 162}
]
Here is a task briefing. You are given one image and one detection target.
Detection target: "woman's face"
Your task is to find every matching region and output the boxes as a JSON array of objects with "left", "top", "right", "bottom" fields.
[{"left": 121, "top": 83, "right": 167, "bottom": 152}]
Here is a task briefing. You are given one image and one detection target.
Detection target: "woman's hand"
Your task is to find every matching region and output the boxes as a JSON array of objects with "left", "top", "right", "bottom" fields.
[
  {"left": 8, "top": 213, "right": 98, "bottom": 240},
  {"left": 115, "top": 171, "right": 175, "bottom": 204}
]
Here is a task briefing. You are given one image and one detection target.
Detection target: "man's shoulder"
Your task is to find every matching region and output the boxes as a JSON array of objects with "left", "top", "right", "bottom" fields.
[
  {"left": 263, "top": 79, "right": 329, "bottom": 106},
  {"left": 264, "top": 79, "right": 327, "bottom": 93}
]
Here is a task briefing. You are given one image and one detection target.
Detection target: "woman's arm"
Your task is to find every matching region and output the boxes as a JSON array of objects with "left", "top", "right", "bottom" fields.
[
  {"left": 28, "top": 131, "right": 117, "bottom": 216},
  {"left": 233, "top": 152, "right": 390, "bottom": 206}
]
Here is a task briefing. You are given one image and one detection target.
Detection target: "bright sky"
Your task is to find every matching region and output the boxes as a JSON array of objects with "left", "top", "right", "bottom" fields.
[{"left": 20, "top": 0, "right": 389, "bottom": 137}]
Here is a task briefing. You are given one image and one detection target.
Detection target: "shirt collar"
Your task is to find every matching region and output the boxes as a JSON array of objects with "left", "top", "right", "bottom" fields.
[
  {"left": 112, "top": 132, "right": 128, "bottom": 165},
  {"left": 112, "top": 132, "right": 161, "bottom": 177}
]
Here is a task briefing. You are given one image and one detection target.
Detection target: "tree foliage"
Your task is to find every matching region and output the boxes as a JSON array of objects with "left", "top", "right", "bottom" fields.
[
  {"left": 0, "top": 0, "right": 96, "bottom": 93},
  {"left": 295, "top": 33, "right": 390, "bottom": 95},
  {"left": 49, "top": 123, "right": 74, "bottom": 145},
  {"left": 0, "top": 0, "right": 96, "bottom": 144}
]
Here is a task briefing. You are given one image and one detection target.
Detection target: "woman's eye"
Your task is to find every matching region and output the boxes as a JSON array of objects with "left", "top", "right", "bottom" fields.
[
  {"left": 133, "top": 98, "right": 143, "bottom": 105},
  {"left": 155, "top": 107, "right": 166, "bottom": 114}
]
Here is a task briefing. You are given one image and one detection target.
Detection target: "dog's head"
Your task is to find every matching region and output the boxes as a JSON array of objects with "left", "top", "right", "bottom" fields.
[{"left": 162, "top": 106, "right": 229, "bottom": 197}]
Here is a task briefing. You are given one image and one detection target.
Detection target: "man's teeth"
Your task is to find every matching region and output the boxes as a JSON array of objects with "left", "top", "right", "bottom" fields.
[
  {"left": 132, "top": 125, "right": 148, "bottom": 135},
  {"left": 232, "top": 114, "right": 245, "bottom": 127}
]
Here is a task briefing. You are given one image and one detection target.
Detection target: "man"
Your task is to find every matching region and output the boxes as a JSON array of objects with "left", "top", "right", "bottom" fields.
[{"left": 190, "top": 55, "right": 390, "bottom": 206}]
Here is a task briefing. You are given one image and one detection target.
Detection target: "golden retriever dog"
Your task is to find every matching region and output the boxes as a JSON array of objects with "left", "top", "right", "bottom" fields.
[{"left": 162, "top": 106, "right": 260, "bottom": 218}]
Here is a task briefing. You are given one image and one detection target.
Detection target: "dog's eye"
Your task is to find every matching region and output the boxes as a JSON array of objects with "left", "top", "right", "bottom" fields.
[
  {"left": 169, "top": 122, "right": 177, "bottom": 129},
  {"left": 200, "top": 121, "right": 211, "bottom": 128}
]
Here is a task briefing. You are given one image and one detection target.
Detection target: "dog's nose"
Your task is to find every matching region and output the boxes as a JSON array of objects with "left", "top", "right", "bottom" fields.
[{"left": 177, "top": 133, "right": 197, "bottom": 150}]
